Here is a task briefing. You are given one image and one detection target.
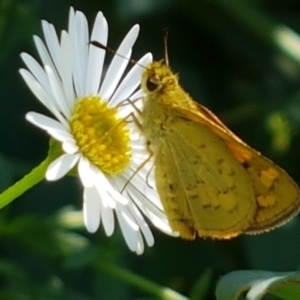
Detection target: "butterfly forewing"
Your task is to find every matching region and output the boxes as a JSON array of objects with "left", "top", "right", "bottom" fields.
[{"left": 155, "top": 113, "right": 258, "bottom": 238}]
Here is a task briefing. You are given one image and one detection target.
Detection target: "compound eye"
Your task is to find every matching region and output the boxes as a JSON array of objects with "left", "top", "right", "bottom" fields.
[{"left": 146, "top": 78, "right": 159, "bottom": 92}]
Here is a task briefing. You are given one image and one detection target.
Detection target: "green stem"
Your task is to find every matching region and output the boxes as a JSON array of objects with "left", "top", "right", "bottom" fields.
[
  {"left": 97, "top": 262, "right": 188, "bottom": 300},
  {"left": 0, "top": 157, "right": 51, "bottom": 209}
]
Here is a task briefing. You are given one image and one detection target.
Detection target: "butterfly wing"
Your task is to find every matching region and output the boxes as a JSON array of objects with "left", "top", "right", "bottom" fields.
[
  {"left": 174, "top": 103, "right": 300, "bottom": 233},
  {"left": 226, "top": 136, "right": 300, "bottom": 233},
  {"left": 154, "top": 112, "right": 257, "bottom": 239}
]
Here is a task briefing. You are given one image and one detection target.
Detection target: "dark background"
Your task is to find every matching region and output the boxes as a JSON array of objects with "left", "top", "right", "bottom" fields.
[{"left": 1, "top": 0, "right": 300, "bottom": 299}]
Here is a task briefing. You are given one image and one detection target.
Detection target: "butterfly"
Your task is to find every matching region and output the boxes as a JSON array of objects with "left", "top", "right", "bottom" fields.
[{"left": 139, "top": 59, "right": 300, "bottom": 239}]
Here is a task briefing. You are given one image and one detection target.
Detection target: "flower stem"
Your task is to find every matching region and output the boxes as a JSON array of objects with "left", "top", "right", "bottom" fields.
[
  {"left": 0, "top": 157, "right": 51, "bottom": 209},
  {"left": 97, "top": 261, "right": 188, "bottom": 300}
]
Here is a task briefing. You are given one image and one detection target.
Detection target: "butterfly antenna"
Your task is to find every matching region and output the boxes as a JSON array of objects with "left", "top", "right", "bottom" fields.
[
  {"left": 90, "top": 41, "right": 144, "bottom": 67},
  {"left": 163, "top": 27, "right": 170, "bottom": 66}
]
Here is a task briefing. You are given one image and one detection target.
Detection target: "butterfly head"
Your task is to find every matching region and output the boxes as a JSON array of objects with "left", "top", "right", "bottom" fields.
[{"left": 141, "top": 60, "right": 179, "bottom": 96}]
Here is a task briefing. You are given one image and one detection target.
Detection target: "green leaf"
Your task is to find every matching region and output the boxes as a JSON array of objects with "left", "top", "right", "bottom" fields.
[
  {"left": 215, "top": 270, "right": 300, "bottom": 300},
  {"left": 190, "top": 269, "right": 213, "bottom": 300}
]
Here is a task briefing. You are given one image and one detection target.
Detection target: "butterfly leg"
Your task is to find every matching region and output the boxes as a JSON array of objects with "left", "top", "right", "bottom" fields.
[
  {"left": 120, "top": 150, "right": 154, "bottom": 193},
  {"left": 116, "top": 98, "right": 143, "bottom": 116},
  {"left": 119, "top": 110, "right": 155, "bottom": 192}
]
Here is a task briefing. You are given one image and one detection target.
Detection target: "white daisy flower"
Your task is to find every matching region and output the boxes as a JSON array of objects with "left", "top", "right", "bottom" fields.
[{"left": 19, "top": 8, "right": 174, "bottom": 254}]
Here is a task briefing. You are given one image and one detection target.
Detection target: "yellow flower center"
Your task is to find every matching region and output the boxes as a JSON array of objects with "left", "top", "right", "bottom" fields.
[{"left": 70, "top": 97, "right": 132, "bottom": 175}]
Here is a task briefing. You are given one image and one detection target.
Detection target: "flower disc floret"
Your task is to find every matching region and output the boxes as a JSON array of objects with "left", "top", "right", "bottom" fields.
[{"left": 71, "top": 97, "right": 131, "bottom": 175}]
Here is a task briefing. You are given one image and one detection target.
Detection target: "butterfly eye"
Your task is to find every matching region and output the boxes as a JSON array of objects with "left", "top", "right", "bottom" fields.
[{"left": 146, "top": 78, "right": 159, "bottom": 92}]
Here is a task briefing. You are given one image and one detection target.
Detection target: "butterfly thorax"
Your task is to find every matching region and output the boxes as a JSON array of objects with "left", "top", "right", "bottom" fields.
[
  {"left": 141, "top": 61, "right": 201, "bottom": 155},
  {"left": 141, "top": 61, "right": 198, "bottom": 111},
  {"left": 141, "top": 60, "right": 199, "bottom": 120}
]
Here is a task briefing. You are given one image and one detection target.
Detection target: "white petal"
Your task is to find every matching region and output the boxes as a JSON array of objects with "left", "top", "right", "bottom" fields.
[
  {"left": 129, "top": 165, "right": 162, "bottom": 208},
  {"left": 26, "top": 112, "right": 74, "bottom": 145},
  {"left": 130, "top": 89, "right": 144, "bottom": 101},
  {"left": 62, "top": 140, "right": 79, "bottom": 154},
  {"left": 94, "top": 170, "right": 124, "bottom": 206},
  {"left": 83, "top": 187, "right": 101, "bottom": 233},
  {"left": 115, "top": 204, "right": 142, "bottom": 253},
  {"left": 110, "top": 53, "right": 152, "bottom": 106},
  {"left": 94, "top": 179, "right": 115, "bottom": 236},
  {"left": 112, "top": 175, "right": 172, "bottom": 236},
  {"left": 59, "top": 31, "right": 75, "bottom": 111},
  {"left": 126, "top": 185, "right": 175, "bottom": 236},
  {"left": 50, "top": 130, "right": 75, "bottom": 144},
  {"left": 100, "top": 196, "right": 115, "bottom": 236},
  {"left": 20, "top": 69, "right": 68, "bottom": 127},
  {"left": 78, "top": 156, "right": 96, "bottom": 188},
  {"left": 20, "top": 53, "right": 53, "bottom": 97},
  {"left": 42, "top": 21, "right": 61, "bottom": 72},
  {"left": 93, "top": 170, "right": 118, "bottom": 231},
  {"left": 26, "top": 112, "right": 67, "bottom": 131},
  {"left": 70, "top": 10, "right": 89, "bottom": 97},
  {"left": 100, "top": 25, "right": 140, "bottom": 100},
  {"left": 45, "top": 66, "right": 71, "bottom": 118},
  {"left": 110, "top": 190, "right": 129, "bottom": 205},
  {"left": 68, "top": 7, "right": 75, "bottom": 32},
  {"left": 129, "top": 202, "right": 154, "bottom": 247},
  {"left": 118, "top": 204, "right": 139, "bottom": 231},
  {"left": 33, "top": 35, "right": 56, "bottom": 75},
  {"left": 46, "top": 153, "right": 80, "bottom": 180},
  {"left": 85, "top": 12, "right": 108, "bottom": 94}
]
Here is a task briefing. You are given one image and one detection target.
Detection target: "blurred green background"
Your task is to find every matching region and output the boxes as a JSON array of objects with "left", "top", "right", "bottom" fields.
[{"left": 1, "top": 0, "right": 300, "bottom": 299}]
